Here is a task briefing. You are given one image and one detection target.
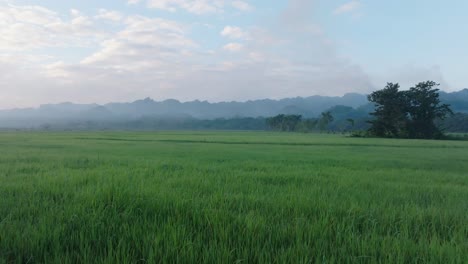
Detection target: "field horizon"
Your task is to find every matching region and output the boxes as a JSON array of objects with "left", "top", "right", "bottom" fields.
[{"left": 1, "top": 131, "right": 467, "bottom": 263}]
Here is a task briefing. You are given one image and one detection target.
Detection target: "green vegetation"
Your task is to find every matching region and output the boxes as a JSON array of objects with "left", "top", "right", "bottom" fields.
[
  {"left": 265, "top": 111, "right": 335, "bottom": 133},
  {"left": 368, "top": 81, "right": 453, "bottom": 139},
  {"left": 1, "top": 131, "right": 467, "bottom": 263},
  {"left": 440, "top": 113, "right": 468, "bottom": 133},
  {"left": 266, "top": 114, "right": 304, "bottom": 132}
]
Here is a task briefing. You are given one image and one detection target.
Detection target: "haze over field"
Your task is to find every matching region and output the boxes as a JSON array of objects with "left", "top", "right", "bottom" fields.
[
  {"left": 1, "top": 2, "right": 468, "bottom": 262},
  {"left": 1, "top": 0, "right": 468, "bottom": 109},
  {"left": 1, "top": 89, "right": 467, "bottom": 130}
]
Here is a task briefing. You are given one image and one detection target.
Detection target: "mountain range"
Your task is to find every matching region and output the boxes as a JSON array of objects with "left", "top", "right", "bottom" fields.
[{"left": 0, "top": 89, "right": 467, "bottom": 129}]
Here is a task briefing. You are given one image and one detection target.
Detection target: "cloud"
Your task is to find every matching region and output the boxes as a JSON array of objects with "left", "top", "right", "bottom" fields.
[
  {"left": 0, "top": 59, "right": 69, "bottom": 108},
  {"left": 279, "top": 0, "right": 323, "bottom": 36},
  {"left": 281, "top": 0, "right": 315, "bottom": 25},
  {"left": 0, "top": 1, "right": 376, "bottom": 109},
  {"left": 144, "top": 0, "right": 224, "bottom": 14},
  {"left": 223, "top": 42, "right": 243, "bottom": 52},
  {"left": 42, "top": 0, "right": 373, "bottom": 102},
  {"left": 70, "top": 9, "right": 81, "bottom": 17},
  {"left": 96, "top": 9, "right": 124, "bottom": 22},
  {"left": 333, "top": 0, "right": 361, "bottom": 15},
  {"left": 134, "top": 0, "right": 252, "bottom": 14},
  {"left": 220, "top": 26, "right": 247, "bottom": 39},
  {"left": 80, "top": 15, "right": 196, "bottom": 70},
  {"left": 373, "top": 65, "right": 452, "bottom": 91},
  {"left": 0, "top": 4, "right": 103, "bottom": 51},
  {"left": 45, "top": 61, "right": 72, "bottom": 78},
  {"left": 231, "top": 0, "right": 253, "bottom": 12}
]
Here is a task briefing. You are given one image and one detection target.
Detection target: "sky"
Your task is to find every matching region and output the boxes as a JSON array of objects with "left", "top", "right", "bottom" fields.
[{"left": 0, "top": 0, "right": 467, "bottom": 109}]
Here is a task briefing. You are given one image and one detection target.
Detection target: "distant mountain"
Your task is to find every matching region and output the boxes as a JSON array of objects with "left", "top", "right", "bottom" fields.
[
  {"left": 101, "top": 93, "right": 369, "bottom": 120},
  {"left": 440, "top": 89, "right": 468, "bottom": 113},
  {"left": 0, "top": 89, "right": 467, "bottom": 129},
  {"left": 440, "top": 88, "right": 468, "bottom": 100}
]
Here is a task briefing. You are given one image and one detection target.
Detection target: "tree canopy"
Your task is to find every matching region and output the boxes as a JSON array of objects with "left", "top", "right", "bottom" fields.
[
  {"left": 368, "top": 81, "right": 453, "bottom": 139},
  {"left": 266, "top": 114, "right": 303, "bottom": 132}
]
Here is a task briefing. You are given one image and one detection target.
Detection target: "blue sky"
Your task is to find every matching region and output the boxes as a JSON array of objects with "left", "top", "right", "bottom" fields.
[{"left": 0, "top": 0, "right": 466, "bottom": 108}]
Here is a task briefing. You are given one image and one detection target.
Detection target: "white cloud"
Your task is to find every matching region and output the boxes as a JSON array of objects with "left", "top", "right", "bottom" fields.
[
  {"left": 333, "top": 0, "right": 361, "bottom": 15},
  {"left": 0, "top": 5, "right": 103, "bottom": 51},
  {"left": 232, "top": 0, "right": 253, "bottom": 12},
  {"left": 223, "top": 42, "right": 243, "bottom": 52},
  {"left": 96, "top": 9, "right": 123, "bottom": 22},
  {"left": 0, "top": 1, "right": 377, "bottom": 109},
  {"left": 70, "top": 9, "right": 81, "bottom": 17},
  {"left": 45, "top": 61, "right": 72, "bottom": 78},
  {"left": 134, "top": 0, "right": 252, "bottom": 14},
  {"left": 220, "top": 26, "right": 247, "bottom": 39},
  {"left": 145, "top": 0, "right": 224, "bottom": 14},
  {"left": 71, "top": 15, "right": 93, "bottom": 27},
  {"left": 81, "top": 16, "right": 196, "bottom": 70}
]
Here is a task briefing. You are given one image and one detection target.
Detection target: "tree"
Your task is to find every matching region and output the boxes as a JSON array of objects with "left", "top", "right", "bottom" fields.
[
  {"left": 284, "top": 115, "right": 302, "bottom": 131},
  {"left": 406, "top": 81, "right": 453, "bottom": 139},
  {"left": 367, "top": 81, "right": 453, "bottom": 139},
  {"left": 367, "top": 83, "right": 409, "bottom": 138},
  {"left": 439, "top": 113, "right": 468, "bottom": 133},
  {"left": 318, "top": 111, "right": 334, "bottom": 132},
  {"left": 301, "top": 119, "right": 318, "bottom": 132},
  {"left": 346, "top": 118, "right": 355, "bottom": 130},
  {"left": 266, "top": 114, "right": 302, "bottom": 132},
  {"left": 266, "top": 114, "right": 284, "bottom": 131}
]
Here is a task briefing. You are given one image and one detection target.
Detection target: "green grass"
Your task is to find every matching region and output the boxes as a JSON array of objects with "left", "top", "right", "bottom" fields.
[{"left": 0, "top": 131, "right": 467, "bottom": 263}]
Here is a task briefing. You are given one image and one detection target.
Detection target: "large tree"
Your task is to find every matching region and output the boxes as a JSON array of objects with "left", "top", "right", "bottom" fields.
[
  {"left": 367, "top": 83, "right": 409, "bottom": 138},
  {"left": 318, "top": 111, "right": 334, "bottom": 132},
  {"left": 266, "top": 114, "right": 302, "bottom": 132},
  {"left": 406, "top": 81, "right": 453, "bottom": 139},
  {"left": 368, "top": 81, "right": 453, "bottom": 139}
]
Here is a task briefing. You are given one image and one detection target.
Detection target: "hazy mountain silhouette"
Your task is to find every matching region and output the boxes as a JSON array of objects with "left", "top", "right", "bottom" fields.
[
  {"left": 0, "top": 90, "right": 467, "bottom": 129},
  {"left": 439, "top": 89, "right": 468, "bottom": 113}
]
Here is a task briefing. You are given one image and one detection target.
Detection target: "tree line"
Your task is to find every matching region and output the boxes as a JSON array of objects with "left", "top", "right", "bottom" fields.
[
  {"left": 265, "top": 112, "right": 335, "bottom": 133},
  {"left": 13, "top": 80, "right": 468, "bottom": 136},
  {"left": 265, "top": 80, "right": 463, "bottom": 139}
]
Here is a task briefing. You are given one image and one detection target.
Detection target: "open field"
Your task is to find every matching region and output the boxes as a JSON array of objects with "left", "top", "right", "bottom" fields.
[{"left": 0, "top": 131, "right": 467, "bottom": 263}]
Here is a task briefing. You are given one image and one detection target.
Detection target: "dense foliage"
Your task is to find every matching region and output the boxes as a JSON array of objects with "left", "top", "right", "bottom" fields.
[
  {"left": 37, "top": 117, "right": 269, "bottom": 131},
  {"left": 368, "top": 81, "right": 453, "bottom": 139},
  {"left": 439, "top": 112, "right": 468, "bottom": 132},
  {"left": 265, "top": 114, "right": 303, "bottom": 132},
  {"left": 265, "top": 112, "right": 335, "bottom": 133}
]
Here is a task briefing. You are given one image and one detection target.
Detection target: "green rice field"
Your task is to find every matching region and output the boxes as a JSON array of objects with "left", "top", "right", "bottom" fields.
[{"left": 0, "top": 132, "right": 467, "bottom": 263}]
